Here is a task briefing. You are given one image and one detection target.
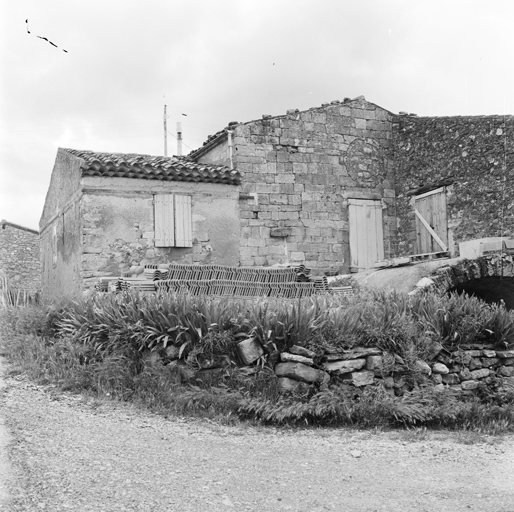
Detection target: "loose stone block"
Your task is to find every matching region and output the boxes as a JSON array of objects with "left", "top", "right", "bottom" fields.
[
  {"left": 280, "top": 352, "right": 314, "bottom": 366},
  {"left": 237, "top": 338, "right": 264, "bottom": 365},
  {"left": 347, "top": 370, "right": 374, "bottom": 387},
  {"left": 365, "top": 355, "right": 383, "bottom": 371},
  {"left": 459, "top": 368, "right": 473, "bottom": 381},
  {"left": 469, "top": 358, "right": 483, "bottom": 370},
  {"left": 414, "top": 360, "right": 432, "bottom": 375},
  {"left": 323, "top": 358, "right": 366, "bottom": 373},
  {"left": 431, "top": 374, "right": 443, "bottom": 384},
  {"left": 434, "top": 383, "right": 445, "bottom": 392},
  {"left": 275, "top": 362, "right": 327, "bottom": 384},
  {"left": 498, "top": 366, "right": 514, "bottom": 377},
  {"left": 481, "top": 357, "right": 499, "bottom": 368},
  {"left": 432, "top": 362, "right": 450, "bottom": 374},
  {"left": 463, "top": 350, "right": 482, "bottom": 357},
  {"left": 441, "top": 373, "right": 460, "bottom": 385},
  {"left": 470, "top": 368, "right": 491, "bottom": 380},
  {"left": 497, "top": 350, "right": 514, "bottom": 359},
  {"left": 289, "top": 345, "right": 316, "bottom": 358},
  {"left": 461, "top": 380, "right": 479, "bottom": 391},
  {"left": 482, "top": 350, "right": 497, "bottom": 358}
]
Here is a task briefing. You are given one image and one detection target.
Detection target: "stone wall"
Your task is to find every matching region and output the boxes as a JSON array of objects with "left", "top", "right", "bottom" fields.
[
  {"left": 394, "top": 114, "right": 514, "bottom": 256},
  {"left": 197, "top": 98, "right": 397, "bottom": 274},
  {"left": 79, "top": 177, "right": 241, "bottom": 291},
  {"left": 269, "top": 344, "right": 514, "bottom": 396},
  {"left": 0, "top": 221, "right": 40, "bottom": 293},
  {"left": 148, "top": 335, "right": 514, "bottom": 399}
]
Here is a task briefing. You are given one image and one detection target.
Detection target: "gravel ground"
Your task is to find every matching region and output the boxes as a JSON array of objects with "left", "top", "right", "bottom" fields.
[{"left": 1, "top": 365, "right": 514, "bottom": 512}]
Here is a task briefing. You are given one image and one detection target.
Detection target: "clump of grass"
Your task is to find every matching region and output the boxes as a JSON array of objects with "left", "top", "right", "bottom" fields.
[{"left": 2, "top": 288, "right": 514, "bottom": 432}]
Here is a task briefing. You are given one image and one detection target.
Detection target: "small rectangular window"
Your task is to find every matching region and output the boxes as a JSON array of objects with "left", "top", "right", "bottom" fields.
[{"left": 154, "top": 194, "right": 192, "bottom": 248}]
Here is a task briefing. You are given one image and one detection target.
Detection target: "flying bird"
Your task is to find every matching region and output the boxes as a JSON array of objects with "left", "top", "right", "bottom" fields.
[{"left": 26, "top": 19, "right": 68, "bottom": 53}]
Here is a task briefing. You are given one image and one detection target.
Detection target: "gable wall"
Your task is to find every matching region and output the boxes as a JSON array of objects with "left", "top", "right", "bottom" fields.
[
  {"left": 394, "top": 115, "right": 514, "bottom": 256},
  {"left": 39, "top": 149, "right": 83, "bottom": 299},
  {"left": 225, "top": 100, "right": 397, "bottom": 273}
]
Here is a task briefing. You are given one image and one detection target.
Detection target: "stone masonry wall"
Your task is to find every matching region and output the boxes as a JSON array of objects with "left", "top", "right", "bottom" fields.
[
  {"left": 233, "top": 98, "right": 397, "bottom": 274},
  {"left": 394, "top": 115, "right": 514, "bottom": 256},
  {"left": 199, "top": 98, "right": 397, "bottom": 274},
  {"left": 79, "top": 177, "right": 240, "bottom": 291},
  {"left": 0, "top": 221, "right": 40, "bottom": 293}
]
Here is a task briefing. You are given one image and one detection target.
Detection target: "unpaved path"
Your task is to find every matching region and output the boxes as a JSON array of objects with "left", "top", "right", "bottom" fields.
[{"left": 1, "top": 369, "right": 514, "bottom": 511}]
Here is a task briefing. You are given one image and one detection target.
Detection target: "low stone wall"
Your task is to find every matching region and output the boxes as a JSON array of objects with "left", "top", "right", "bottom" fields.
[
  {"left": 266, "top": 343, "right": 514, "bottom": 395},
  {"left": 147, "top": 336, "right": 514, "bottom": 397}
]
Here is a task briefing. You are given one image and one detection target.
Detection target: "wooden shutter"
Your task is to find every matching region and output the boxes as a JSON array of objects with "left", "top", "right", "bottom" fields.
[
  {"left": 174, "top": 195, "right": 192, "bottom": 247},
  {"left": 348, "top": 199, "right": 384, "bottom": 271},
  {"left": 154, "top": 194, "right": 175, "bottom": 247},
  {"left": 413, "top": 188, "right": 448, "bottom": 253}
]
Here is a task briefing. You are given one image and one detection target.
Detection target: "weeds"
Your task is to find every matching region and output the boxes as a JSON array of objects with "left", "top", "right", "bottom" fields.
[{"left": 1, "top": 288, "right": 514, "bottom": 432}]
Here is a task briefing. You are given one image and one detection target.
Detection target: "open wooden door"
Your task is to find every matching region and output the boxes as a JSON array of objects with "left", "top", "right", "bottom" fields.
[
  {"left": 348, "top": 199, "right": 384, "bottom": 272},
  {"left": 413, "top": 187, "right": 448, "bottom": 254}
]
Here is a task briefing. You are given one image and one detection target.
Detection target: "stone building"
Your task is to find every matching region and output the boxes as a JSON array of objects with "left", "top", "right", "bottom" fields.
[
  {"left": 192, "top": 96, "right": 514, "bottom": 273},
  {"left": 191, "top": 96, "right": 396, "bottom": 274},
  {"left": 40, "top": 97, "right": 514, "bottom": 297},
  {"left": 40, "top": 149, "right": 241, "bottom": 298},
  {"left": 0, "top": 220, "right": 40, "bottom": 293}
]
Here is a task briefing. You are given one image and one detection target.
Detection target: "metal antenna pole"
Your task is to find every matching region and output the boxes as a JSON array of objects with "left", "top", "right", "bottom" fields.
[{"left": 164, "top": 105, "right": 168, "bottom": 157}]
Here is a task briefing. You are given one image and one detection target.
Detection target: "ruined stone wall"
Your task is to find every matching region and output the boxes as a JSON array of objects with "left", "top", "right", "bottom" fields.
[
  {"left": 80, "top": 177, "right": 240, "bottom": 291},
  {"left": 394, "top": 115, "right": 514, "bottom": 256},
  {"left": 224, "top": 98, "right": 397, "bottom": 274},
  {"left": 0, "top": 221, "right": 40, "bottom": 293}
]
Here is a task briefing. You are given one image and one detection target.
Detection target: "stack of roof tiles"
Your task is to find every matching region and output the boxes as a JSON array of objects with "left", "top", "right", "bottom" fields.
[
  {"left": 65, "top": 148, "right": 240, "bottom": 185},
  {"left": 94, "top": 264, "right": 342, "bottom": 299}
]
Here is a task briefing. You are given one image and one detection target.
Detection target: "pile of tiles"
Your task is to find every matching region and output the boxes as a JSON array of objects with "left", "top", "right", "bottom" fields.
[{"left": 95, "top": 264, "right": 338, "bottom": 299}]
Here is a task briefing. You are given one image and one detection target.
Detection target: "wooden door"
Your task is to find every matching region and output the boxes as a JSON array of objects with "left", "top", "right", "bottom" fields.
[
  {"left": 348, "top": 199, "right": 384, "bottom": 272},
  {"left": 413, "top": 188, "right": 448, "bottom": 254}
]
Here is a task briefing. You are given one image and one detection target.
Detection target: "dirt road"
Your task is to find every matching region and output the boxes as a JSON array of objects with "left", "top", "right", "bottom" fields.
[{"left": 1, "top": 366, "right": 513, "bottom": 512}]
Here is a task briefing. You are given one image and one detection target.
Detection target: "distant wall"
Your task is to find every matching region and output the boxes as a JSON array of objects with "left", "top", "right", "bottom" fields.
[
  {"left": 0, "top": 221, "right": 40, "bottom": 293},
  {"left": 394, "top": 115, "right": 514, "bottom": 256},
  {"left": 80, "top": 177, "right": 240, "bottom": 290}
]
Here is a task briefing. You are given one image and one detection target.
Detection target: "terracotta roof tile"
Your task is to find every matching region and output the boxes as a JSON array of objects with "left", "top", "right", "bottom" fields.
[{"left": 64, "top": 148, "right": 240, "bottom": 185}]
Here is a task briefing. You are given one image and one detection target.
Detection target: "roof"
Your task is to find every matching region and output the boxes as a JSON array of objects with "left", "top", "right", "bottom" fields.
[
  {"left": 0, "top": 219, "right": 39, "bottom": 234},
  {"left": 188, "top": 96, "right": 394, "bottom": 160},
  {"left": 64, "top": 148, "right": 240, "bottom": 185}
]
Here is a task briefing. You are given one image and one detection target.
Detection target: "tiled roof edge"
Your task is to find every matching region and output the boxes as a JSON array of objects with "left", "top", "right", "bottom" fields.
[{"left": 63, "top": 148, "right": 240, "bottom": 186}]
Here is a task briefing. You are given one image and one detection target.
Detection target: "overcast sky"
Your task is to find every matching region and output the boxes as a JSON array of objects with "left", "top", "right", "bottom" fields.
[{"left": 2, "top": 0, "right": 514, "bottom": 230}]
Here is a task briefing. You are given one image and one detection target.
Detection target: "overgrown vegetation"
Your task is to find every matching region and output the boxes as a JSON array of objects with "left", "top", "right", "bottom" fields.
[{"left": 1, "top": 289, "right": 514, "bottom": 432}]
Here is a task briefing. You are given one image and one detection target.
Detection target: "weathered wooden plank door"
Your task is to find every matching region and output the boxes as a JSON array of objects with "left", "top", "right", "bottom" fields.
[
  {"left": 348, "top": 199, "right": 384, "bottom": 272},
  {"left": 413, "top": 187, "right": 448, "bottom": 254}
]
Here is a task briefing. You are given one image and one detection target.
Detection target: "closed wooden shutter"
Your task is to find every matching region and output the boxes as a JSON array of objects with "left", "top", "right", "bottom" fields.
[
  {"left": 154, "top": 194, "right": 175, "bottom": 247},
  {"left": 174, "top": 195, "right": 192, "bottom": 247}
]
